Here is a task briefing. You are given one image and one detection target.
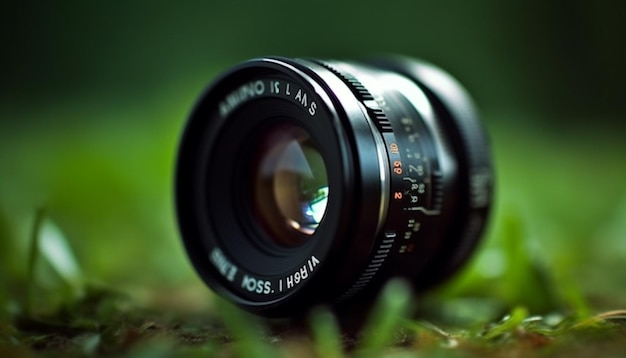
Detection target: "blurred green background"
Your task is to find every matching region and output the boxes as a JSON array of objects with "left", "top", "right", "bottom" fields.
[{"left": 1, "top": 0, "right": 625, "bottom": 316}]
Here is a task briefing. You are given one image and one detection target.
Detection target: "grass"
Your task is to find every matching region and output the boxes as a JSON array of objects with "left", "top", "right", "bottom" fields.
[
  {"left": 3, "top": 260, "right": 626, "bottom": 357},
  {"left": 1, "top": 89, "right": 626, "bottom": 356}
]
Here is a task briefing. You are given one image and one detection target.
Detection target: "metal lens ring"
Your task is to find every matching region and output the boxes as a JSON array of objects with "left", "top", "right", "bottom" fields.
[{"left": 175, "top": 56, "right": 493, "bottom": 317}]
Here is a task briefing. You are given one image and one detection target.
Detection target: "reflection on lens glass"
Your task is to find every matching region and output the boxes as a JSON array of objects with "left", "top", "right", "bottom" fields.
[{"left": 253, "top": 123, "right": 329, "bottom": 246}]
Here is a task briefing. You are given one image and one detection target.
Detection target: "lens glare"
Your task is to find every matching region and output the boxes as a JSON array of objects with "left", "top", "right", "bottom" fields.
[{"left": 253, "top": 123, "right": 329, "bottom": 246}]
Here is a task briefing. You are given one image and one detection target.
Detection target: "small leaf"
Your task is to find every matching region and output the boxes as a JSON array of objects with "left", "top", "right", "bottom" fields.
[
  {"left": 38, "top": 217, "right": 82, "bottom": 288},
  {"left": 481, "top": 306, "right": 529, "bottom": 340},
  {"left": 573, "top": 310, "right": 626, "bottom": 329},
  {"left": 26, "top": 209, "right": 84, "bottom": 313}
]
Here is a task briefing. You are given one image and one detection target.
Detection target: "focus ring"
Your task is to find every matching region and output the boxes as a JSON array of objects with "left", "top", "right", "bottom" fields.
[
  {"left": 313, "top": 60, "right": 374, "bottom": 101},
  {"left": 311, "top": 60, "right": 399, "bottom": 301},
  {"left": 314, "top": 60, "right": 393, "bottom": 133}
]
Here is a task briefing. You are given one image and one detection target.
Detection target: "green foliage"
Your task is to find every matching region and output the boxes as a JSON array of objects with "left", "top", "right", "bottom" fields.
[
  {"left": 25, "top": 209, "right": 85, "bottom": 315},
  {"left": 1, "top": 68, "right": 626, "bottom": 358},
  {"left": 310, "top": 308, "right": 343, "bottom": 358},
  {"left": 214, "top": 299, "right": 277, "bottom": 358},
  {"left": 356, "top": 279, "right": 413, "bottom": 355}
]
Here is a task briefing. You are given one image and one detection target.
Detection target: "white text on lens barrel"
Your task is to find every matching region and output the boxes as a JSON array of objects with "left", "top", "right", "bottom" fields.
[
  {"left": 219, "top": 80, "right": 265, "bottom": 117},
  {"left": 279, "top": 255, "right": 320, "bottom": 292},
  {"left": 269, "top": 80, "right": 317, "bottom": 116},
  {"left": 219, "top": 79, "right": 317, "bottom": 118},
  {"left": 209, "top": 247, "right": 238, "bottom": 282}
]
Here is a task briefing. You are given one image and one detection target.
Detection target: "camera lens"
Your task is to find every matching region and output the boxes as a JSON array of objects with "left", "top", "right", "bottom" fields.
[
  {"left": 176, "top": 56, "right": 493, "bottom": 317},
  {"left": 252, "top": 122, "right": 329, "bottom": 245}
]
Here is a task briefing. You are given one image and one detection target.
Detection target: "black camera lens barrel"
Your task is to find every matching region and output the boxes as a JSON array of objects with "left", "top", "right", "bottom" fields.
[{"left": 175, "top": 56, "right": 493, "bottom": 317}]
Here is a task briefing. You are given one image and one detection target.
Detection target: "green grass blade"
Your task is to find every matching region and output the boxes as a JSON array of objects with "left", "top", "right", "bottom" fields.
[
  {"left": 480, "top": 306, "right": 528, "bottom": 340},
  {"left": 25, "top": 208, "right": 46, "bottom": 315},
  {"left": 356, "top": 279, "right": 413, "bottom": 356},
  {"left": 25, "top": 209, "right": 85, "bottom": 314},
  {"left": 39, "top": 218, "right": 83, "bottom": 290},
  {"left": 215, "top": 298, "right": 277, "bottom": 358},
  {"left": 310, "top": 307, "right": 344, "bottom": 358}
]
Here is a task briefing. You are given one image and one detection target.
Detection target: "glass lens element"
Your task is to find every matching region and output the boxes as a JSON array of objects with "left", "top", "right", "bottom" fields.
[{"left": 253, "top": 123, "right": 329, "bottom": 246}]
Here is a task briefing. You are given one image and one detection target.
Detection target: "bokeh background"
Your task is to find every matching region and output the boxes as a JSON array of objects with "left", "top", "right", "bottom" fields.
[{"left": 1, "top": 0, "right": 625, "bottom": 316}]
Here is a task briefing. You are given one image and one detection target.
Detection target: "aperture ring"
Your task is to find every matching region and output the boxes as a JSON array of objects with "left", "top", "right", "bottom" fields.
[{"left": 311, "top": 60, "right": 404, "bottom": 300}]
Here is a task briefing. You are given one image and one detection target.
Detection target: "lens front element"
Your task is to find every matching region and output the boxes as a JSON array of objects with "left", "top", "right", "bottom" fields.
[{"left": 252, "top": 122, "right": 329, "bottom": 246}]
